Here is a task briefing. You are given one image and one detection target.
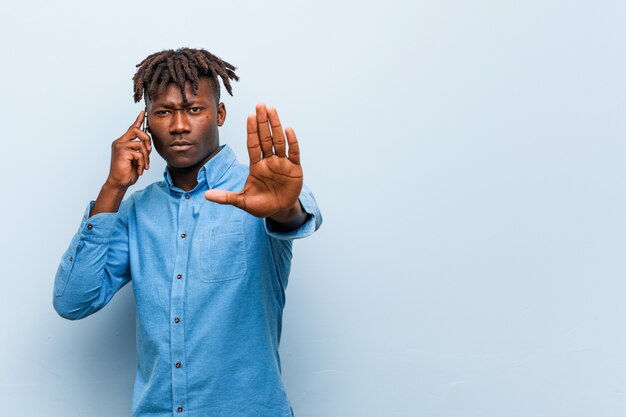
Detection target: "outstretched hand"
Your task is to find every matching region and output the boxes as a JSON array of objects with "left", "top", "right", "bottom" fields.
[{"left": 204, "top": 104, "right": 303, "bottom": 219}]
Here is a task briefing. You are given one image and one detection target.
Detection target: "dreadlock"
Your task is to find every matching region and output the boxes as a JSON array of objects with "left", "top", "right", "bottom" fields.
[{"left": 132, "top": 48, "right": 239, "bottom": 104}]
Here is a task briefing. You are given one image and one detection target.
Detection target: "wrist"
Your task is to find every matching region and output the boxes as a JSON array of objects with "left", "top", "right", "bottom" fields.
[
  {"left": 103, "top": 178, "right": 130, "bottom": 194},
  {"left": 90, "top": 180, "right": 129, "bottom": 217},
  {"left": 270, "top": 201, "right": 301, "bottom": 222},
  {"left": 268, "top": 200, "right": 309, "bottom": 233}
]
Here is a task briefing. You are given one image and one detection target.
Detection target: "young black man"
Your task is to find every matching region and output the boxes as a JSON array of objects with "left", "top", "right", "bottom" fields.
[{"left": 53, "top": 47, "right": 322, "bottom": 417}]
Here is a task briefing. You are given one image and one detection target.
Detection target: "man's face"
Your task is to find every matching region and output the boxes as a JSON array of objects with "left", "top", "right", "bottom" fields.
[{"left": 146, "top": 77, "right": 226, "bottom": 169}]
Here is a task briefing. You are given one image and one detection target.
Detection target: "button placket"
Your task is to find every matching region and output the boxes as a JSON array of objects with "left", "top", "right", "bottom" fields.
[{"left": 171, "top": 193, "right": 191, "bottom": 414}]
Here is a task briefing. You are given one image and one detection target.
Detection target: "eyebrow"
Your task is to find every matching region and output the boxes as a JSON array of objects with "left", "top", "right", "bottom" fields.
[{"left": 153, "top": 99, "right": 207, "bottom": 109}]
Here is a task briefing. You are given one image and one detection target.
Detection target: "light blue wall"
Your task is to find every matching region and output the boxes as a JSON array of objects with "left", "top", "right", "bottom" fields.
[{"left": 2, "top": 0, "right": 626, "bottom": 415}]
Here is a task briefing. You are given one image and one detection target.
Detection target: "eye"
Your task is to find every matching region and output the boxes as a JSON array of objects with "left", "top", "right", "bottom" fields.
[
  {"left": 155, "top": 110, "right": 170, "bottom": 116},
  {"left": 188, "top": 107, "right": 202, "bottom": 113}
]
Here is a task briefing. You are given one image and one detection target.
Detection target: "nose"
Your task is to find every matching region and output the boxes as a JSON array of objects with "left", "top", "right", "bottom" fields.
[{"left": 170, "top": 110, "right": 191, "bottom": 134}]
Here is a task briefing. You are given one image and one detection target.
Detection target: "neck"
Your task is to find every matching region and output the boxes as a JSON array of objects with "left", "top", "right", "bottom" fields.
[{"left": 169, "top": 147, "right": 221, "bottom": 191}]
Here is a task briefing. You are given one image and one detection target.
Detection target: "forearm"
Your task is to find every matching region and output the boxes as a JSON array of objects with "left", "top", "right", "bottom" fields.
[
  {"left": 53, "top": 241, "right": 109, "bottom": 320},
  {"left": 53, "top": 204, "right": 130, "bottom": 320},
  {"left": 90, "top": 181, "right": 128, "bottom": 217}
]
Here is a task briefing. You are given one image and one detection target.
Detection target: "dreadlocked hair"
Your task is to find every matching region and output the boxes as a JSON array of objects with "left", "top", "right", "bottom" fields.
[{"left": 132, "top": 48, "right": 239, "bottom": 104}]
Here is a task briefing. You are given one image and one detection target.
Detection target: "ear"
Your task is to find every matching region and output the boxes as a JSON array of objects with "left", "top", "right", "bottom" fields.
[{"left": 217, "top": 102, "right": 226, "bottom": 126}]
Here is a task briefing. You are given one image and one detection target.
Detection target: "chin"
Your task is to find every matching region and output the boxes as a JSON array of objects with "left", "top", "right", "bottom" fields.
[{"left": 165, "top": 155, "right": 202, "bottom": 169}]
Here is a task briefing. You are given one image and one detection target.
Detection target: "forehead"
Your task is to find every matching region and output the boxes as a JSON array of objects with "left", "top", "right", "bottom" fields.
[{"left": 149, "top": 77, "right": 216, "bottom": 106}]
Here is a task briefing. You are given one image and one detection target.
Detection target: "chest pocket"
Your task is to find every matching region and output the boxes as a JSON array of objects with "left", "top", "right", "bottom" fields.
[{"left": 198, "top": 218, "right": 247, "bottom": 283}]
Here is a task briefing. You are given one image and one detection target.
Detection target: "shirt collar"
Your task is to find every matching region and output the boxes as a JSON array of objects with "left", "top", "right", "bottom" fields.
[{"left": 163, "top": 144, "right": 237, "bottom": 191}]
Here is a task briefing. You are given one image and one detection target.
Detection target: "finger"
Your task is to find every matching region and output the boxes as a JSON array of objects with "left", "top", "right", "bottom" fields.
[
  {"left": 129, "top": 127, "right": 152, "bottom": 167},
  {"left": 118, "top": 126, "right": 151, "bottom": 170},
  {"left": 123, "top": 146, "right": 146, "bottom": 176},
  {"left": 114, "top": 124, "right": 146, "bottom": 145},
  {"left": 285, "top": 127, "right": 300, "bottom": 165},
  {"left": 267, "top": 107, "right": 286, "bottom": 157},
  {"left": 204, "top": 190, "right": 245, "bottom": 210},
  {"left": 130, "top": 148, "right": 146, "bottom": 176},
  {"left": 130, "top": 111, "right": 145, "bottom": 130},
  {"left": 130, "top": 127, "right": 152, "bottom": 152},
  {"left": 126, "top": 141, "right": 150, "bottom": 171},
  {"left": 247, "top": 115, "right": 262, "bottom": 165},
  {"left": 256, "top": 103, "right": 273, "bottom": 157},
  {"left": 126, "top": 126, "right": 151, "bottom": 143},
  {"left": 121, "top": 126, "right": 150, "bottom": 143}
]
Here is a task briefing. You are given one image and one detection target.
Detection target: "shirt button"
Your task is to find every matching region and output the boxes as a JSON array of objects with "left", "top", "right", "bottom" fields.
[
  {"left": 177, "top": 406, "right": 183, "bottom": 413},
  {"left": 181, "top": 233, "right": 186, "bottom": 238},
  {"left": 177, "top": 273, "right": 182, "bottom": 280},
  {"left": 185, "top": 194, "right": 190, "bottom": 199},
  {"left": 174, "top": 317, "right": 180, "bottom": 323},
  {"left": 87, "top": 224, "right": 93, "bottom": 230},
  {"left": 175, "top": 361, "right": 182, "bottom": 368},
  {"left": 69, "top": 256, "right": 74, "bottom": 262}
]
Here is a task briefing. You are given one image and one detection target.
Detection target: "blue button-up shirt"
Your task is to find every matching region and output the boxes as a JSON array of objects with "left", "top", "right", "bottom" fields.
[{"left": 53, "top": 145, "right": 322, "bottom": 417}]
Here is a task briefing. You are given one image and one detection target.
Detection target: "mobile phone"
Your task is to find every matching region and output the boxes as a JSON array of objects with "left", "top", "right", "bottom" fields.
[{"left": 142, "top": 108, "right": 149, "bottom": 133}]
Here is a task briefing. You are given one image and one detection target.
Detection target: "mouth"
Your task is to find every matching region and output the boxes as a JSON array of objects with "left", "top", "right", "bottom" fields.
[{"left": 169, "top": 141, "right": 193, "bottom": 151}]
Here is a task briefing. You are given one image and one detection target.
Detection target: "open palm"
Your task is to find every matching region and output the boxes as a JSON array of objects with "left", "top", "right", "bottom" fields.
[{"left": 204, "top": 104, "right": 303, "bottom": 218}]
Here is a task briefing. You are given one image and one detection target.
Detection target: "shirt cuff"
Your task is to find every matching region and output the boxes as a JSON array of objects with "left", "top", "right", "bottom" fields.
[
  {"left": 264, "top": 186, "right": 322, "bottom": 240},
  {"left": 79, "top": 201, "right": 119, "bottom": 243}
]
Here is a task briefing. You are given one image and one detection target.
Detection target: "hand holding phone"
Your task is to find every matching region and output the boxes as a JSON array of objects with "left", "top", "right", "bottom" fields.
[
  {"left": 90, "top": 111, "right": 152, "bottom": 216},
  {"left": 107, "top": 111, "right": 152, "bottom": 188}
]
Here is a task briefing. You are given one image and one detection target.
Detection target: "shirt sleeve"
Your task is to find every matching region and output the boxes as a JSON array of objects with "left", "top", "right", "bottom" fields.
[
  {"left": 263, "top": 184, "right": 323, "bottom": 240},
  {"left": 53, "top": 200, "right": 132, "bottom": 320}
]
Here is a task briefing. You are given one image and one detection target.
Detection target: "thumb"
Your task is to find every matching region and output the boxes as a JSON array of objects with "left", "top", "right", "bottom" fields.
[{"left": 204, "top": 189, "right": 244, "bottom": 208}]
